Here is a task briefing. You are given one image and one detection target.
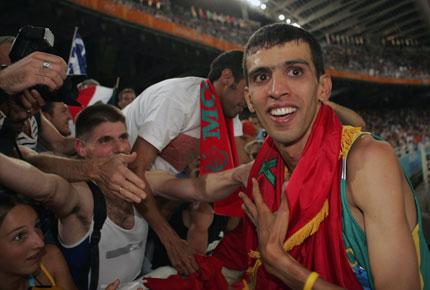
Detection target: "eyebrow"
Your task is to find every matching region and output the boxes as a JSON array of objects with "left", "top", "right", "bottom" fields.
[
  {"left": 7, "top": 225, "right": 26, "bottom": 235},
  {"left": 248, "top": 59, "right": 311, "bottom": 76}
]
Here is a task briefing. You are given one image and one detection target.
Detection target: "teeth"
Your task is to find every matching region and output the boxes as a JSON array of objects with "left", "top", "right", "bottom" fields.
[{"left": 270, "top": 107, "right": 296, "bottom": 116}]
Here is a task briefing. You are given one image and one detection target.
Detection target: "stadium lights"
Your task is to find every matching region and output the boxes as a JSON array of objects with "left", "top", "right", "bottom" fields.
[
  {"left": 260, "top": 3, "right": 266, "bottom": 10},
  {"left": 248, "top": 0, "right": 261, "bottom": 7},
  {"left": 286, "top": 18, "right": 291, "bottom": 24},
  {"left": 279, "top": 14, "right": 285, "bottom": 21}
]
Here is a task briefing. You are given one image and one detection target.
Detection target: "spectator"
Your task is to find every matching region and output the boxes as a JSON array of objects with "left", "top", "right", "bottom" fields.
[
  {"left": 41, "top": 101, "right": 73, "bottom": 137},
  {"left": 117, "top": 88, "right": 136, "bottom": 109}
]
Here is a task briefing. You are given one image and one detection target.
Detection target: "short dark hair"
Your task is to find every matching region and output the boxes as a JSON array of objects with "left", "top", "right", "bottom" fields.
[
  {"left": 75, "top": 104, "right": 125, "bottom": 140},
  {"left": 243, "top": 23, "right": 325, "bottom": 82},
  {"left": 208, "top": 50, "right": 244, "bottom": 83},
  {"left": 41, "top": 102, "right": 55, "bottom": 115}
]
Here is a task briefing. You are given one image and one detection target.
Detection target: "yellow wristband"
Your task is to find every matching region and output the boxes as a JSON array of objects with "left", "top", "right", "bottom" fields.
[{"left": 303, "top": 272, "right": 319, "bottom": 290}]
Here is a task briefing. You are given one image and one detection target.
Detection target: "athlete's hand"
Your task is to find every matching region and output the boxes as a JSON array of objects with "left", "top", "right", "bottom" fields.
[
  {"left": 92, "top": 152, "right": 147, "bottom": 203},
  {"left": 239, "top": 178, "right": 290, "bottom": 274}
]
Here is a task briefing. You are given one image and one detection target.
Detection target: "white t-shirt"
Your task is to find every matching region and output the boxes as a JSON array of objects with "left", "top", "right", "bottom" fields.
[{"left": 123, "top": 77, "right": 242, "bottom": 174}]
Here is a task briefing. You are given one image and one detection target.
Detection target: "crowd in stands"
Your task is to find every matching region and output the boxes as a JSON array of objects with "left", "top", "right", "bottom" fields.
[
  {"left": 323, "top": 43, "right": 430, "bottom": 79},
  {"left": 112, "top": 0, "right": 430, "bottom": 80},
  {"left": 359, "top": 107, "right": 430, "bottom": 155},
  {"left": 113, "top": 0, "right": 259, "bottom": 45}
]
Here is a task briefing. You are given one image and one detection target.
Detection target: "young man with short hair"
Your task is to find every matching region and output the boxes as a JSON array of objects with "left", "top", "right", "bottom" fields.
[{"left": 216, "top": 23, "right": 429, "bottom": 290}]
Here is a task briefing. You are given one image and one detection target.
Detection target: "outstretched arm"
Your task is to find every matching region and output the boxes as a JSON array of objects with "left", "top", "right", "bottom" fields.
[
  {"left": 0, "top": 153, "right": 79, "bottom": 218},
  {"left": 21, "top": 147, "right": 146, "bottom": 203},
  {"left": 131, "top": 137, "right": 201, "bottom": 275},
  {"left": 146, "top": 161, "right": 252, "bottom": 202}
]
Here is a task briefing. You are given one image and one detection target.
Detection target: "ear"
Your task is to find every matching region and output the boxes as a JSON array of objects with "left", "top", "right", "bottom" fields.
[
  {"left": 75, "top": 138, "right": 87, "bottom": 158},
  {"left": 317, "top": 74, "right": 332, "bottom": 102},
  {"left": 244, "top": 87, "right": 255, "bottom": 113},
  {"left": 220, "top": 68, "right": 234, "bottom": 87}
]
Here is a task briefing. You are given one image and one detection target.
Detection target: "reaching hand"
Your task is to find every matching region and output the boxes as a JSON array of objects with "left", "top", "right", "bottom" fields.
[
  {"left": 105, "top": 279, "right": 121, "bottom": 290},
  {"left": 239, "top": 178, "right": 290, "bottom": 273},
  {"left": 93, "top": 152, "right": 147, "bottom": 203},
  {"left": 0, "top": 51, "right": 67, "bottom": 95},
  {"left": 162, "top": 233, "right": 200, "bottom": 276}
]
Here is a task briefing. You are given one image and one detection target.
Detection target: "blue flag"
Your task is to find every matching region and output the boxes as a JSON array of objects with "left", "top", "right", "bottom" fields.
[{"left": 67, "top": 30, "right": 87, "bottom": 75}]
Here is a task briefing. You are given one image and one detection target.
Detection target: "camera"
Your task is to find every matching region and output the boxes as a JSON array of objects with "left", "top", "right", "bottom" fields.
[{"left": 9, "top": 25, "right": 80, "bottom": 106}]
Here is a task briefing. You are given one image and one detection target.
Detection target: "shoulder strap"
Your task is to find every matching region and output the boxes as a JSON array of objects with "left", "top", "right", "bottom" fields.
[{"left": 86, "top": 181, "right": 107, "bottom": 290}]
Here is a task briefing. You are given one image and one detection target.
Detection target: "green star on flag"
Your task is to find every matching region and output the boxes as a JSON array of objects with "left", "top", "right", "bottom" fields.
[{"left": 259, "top": 159, "right": 277, "bottom": 186}]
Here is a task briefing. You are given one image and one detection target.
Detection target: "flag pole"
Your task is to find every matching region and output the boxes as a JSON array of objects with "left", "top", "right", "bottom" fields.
[{"left": 114, "top": 77, "right": 120, "bottom": 89}]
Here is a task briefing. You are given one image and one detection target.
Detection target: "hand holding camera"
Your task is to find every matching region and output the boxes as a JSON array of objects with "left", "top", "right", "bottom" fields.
[{"left": 0, "top": 51, "right": 67, "bottom": 95}]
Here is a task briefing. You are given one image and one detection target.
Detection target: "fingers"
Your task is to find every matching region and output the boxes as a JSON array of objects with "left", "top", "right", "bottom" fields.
[
  {"left": 111, "top": 184, "right": 143, "bottom": 204},
  {"left": 0, "top": 51, "right": 67, "bottom": 95},
  {"left": 172, "top": 252, "right": 198, "bottom": 276},
  {"left": 180, "top": 255, "right": 199, "bottom": 275},
  {"left": 117, "top": 166, "right": 147, "bottom": 202},
  {"left": 104, "top": 279, "right": 120, "bottom": 290},
  {"left": 98, "top": 154, "right": 147, "bottom": 203},
  {"left": 250, "top": 178, "right": 265, "bottom": 209},
  {"left": 17, "top": 89, "right": 45, "bottom": 112},
  {"left": 119, "top": 153, "right": 146, "bottom": 189},
  {"left": 166, "top": 239, "right": 199, "bottom": 276}
]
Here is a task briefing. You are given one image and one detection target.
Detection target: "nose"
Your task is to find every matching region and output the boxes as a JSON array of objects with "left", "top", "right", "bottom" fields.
[
  {"left": 66, "top": 110, "right": 72, "bottom": 120},
  {"left": 113, "top": 138, "right": 130, "bottom": 154},
  {"left": 31, "top": 230, "right": 45, "bottom": 249},
  {"left": 269, "top": 71, "right": 289, "bottom": 99}
]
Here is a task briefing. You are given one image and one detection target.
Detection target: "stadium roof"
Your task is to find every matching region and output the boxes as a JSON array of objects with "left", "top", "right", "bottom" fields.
[{"left": 256, "top": 0, "right": 430, "bottom": 46}]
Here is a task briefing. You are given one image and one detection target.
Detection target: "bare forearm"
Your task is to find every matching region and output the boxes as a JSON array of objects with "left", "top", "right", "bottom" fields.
[
  {"left": 23, "top": 149, "right": 94, "bottom": 181},
  {"left": 136, "top": 190, "right": 177, "bottom": 239},
  {"left": 325, "top": 101, "right": 365, "bottom": 128},
  {"left": 0, "top": 153, "right": 56, "bottom": 198},
  {"left": 0, "top": 153, "right": 76, "bottom": 216}
]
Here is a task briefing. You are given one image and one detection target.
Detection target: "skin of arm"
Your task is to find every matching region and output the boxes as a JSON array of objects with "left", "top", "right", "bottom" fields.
[
  {"left": 145, "top": 161, "right": 252, "bottom": 202},
  {"left": 347, "top": 136, "right": 419, "bottom": 290},
  {"left": 39, "top": 113, "right": 75, "bottom": 155},
  {"left": 0, "top": 153, "right": 80, "bottom": 219},
  {"left": 323, "top": 100, "right": 366, "bottom": 128},
  {"left": 131, "top": 137, "right": 200, "bottom": 275},
  {"left": 20, "top": 147, "right": 146, "bottom": 203}
]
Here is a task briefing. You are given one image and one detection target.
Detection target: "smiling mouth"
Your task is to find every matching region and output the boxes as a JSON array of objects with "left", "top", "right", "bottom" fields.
[
  {"left": 27, "top": 251, "right": 42, "bottom": 262},
  {"left": 269, "top": 106, "right": 297, "bottom": 117}
]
